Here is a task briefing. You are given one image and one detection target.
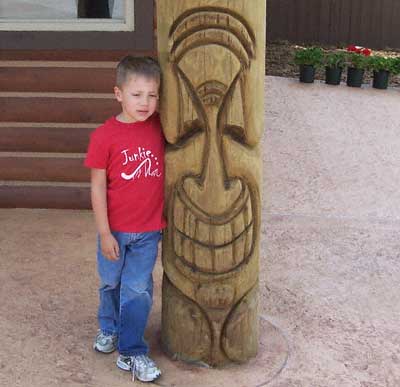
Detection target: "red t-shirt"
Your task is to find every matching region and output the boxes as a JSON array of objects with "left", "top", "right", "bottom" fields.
[{"left": 84, "top": 113, "right": 166, "bottom": 233}]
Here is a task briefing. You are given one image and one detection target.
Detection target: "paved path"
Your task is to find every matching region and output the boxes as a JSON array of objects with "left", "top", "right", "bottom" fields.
[{"left": 262, "top": 77, "right": 400, "bottom": 387}]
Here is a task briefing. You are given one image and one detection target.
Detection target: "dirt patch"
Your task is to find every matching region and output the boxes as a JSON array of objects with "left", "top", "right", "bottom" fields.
[{"left": 266, "top": 40, "right": 400, "bottom": 87}]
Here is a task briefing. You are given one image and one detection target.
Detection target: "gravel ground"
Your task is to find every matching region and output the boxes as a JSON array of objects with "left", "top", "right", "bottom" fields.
[
  {"left": 2, "top": 78, "right": 400, "bottom": 386},
  {"left": 266, "top": 40, "right": 400, "bottom": 87}
]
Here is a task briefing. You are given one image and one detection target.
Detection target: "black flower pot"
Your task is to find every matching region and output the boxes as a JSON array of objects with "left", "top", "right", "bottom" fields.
[
  {"left": 373, "top": 70, "right": 389, "bottom": 90},
  {"left": 325, "top": 66, "right": 343, "bottom": 85},
  {"left": 346, "top": 67, "right": 365, "bottom": 87},
  {"left": 299, "top": 65, "right": 315, "bottom": 83}
]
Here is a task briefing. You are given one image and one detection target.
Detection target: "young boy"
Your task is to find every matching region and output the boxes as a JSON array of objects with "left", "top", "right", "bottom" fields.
[{"left": 84, "top": 56, "right": 166, "bottom": 382}]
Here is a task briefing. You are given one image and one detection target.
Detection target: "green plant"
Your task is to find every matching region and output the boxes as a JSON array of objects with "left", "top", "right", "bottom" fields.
[
  {"left": 367, "top": 55, "right": 400, "bottom": 74},
  {"left": 346, "top": 52, "right": 370, "bottom": 70},
  {"left": 394, "top": 57, "right": 400, "bottom": 75},
  {"left": 346, "top": 45, "right": 371, "bottom": 70},
  {"left": 294, "top": 47, "right": 324, "bottom": 67},
  {"left": 324, "top": 51, "right": 346, "bottom": 69}
]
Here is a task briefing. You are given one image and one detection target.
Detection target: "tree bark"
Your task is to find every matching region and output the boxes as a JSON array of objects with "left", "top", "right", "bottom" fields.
[{"left": 157, "top": 0, "right": 266, "bottom": 367}]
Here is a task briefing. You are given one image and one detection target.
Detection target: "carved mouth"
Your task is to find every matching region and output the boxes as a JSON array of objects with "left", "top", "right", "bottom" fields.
[{"left": 172, "top": 181, "right": 254, "bottom": 274}]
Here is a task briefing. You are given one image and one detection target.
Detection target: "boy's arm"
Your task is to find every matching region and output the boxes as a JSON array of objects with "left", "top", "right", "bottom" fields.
[{"left": 91, "top": 168, "right": 120, "bottom": 261}]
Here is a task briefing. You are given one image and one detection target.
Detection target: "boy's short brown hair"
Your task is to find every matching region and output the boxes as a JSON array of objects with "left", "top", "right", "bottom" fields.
[{"left": 116, "top": 56, "right": 161, "bottom": 88}]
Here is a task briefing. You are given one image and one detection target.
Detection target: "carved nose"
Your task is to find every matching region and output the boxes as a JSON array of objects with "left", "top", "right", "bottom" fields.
[{"left": 182, "top": 109, "right": 241, "bottom": 216}]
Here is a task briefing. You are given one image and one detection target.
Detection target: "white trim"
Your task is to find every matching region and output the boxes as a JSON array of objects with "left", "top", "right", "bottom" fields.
[{"left": 0, "top": 0, "right": 135, "bottom": 31}]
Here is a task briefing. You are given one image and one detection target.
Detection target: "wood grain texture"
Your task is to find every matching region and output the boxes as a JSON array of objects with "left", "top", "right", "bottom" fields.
[
  {"left": 157, "top": 0, "right": 266, "bottom": 367},
  {"left": 0, "top": 156, "right": 89, "bottom": 182},
  {"left": 0, "top": 50, "right": 156, "bottom": 61},
  {"left": 0, "top": 96, "right": 119, "bottom": 123},
  {"left": 0, "top": 67, "right": 115, "bottom": 93},
  {"left": 0, "top": 183, "right": 90, "bottom": 209},
  {"left": 0, "top": 126, "right": 92, "bottom": 153}
]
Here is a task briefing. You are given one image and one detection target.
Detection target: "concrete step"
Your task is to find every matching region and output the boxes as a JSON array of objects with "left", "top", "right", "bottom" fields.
[
  {"left": 0, "top": 92, "right": 119, "bottom": 123},
  {"left": 0, "top": 123, "right": 95, "bottom": 153},
  {"left": 0, "top": 181, "right": 91, "bottom": 209},
  {"left": 0, "top": 61, "right": 116, "bottom": 93},
  {"left": 0, "top": 152, "right": 89, "bottom": 182}
]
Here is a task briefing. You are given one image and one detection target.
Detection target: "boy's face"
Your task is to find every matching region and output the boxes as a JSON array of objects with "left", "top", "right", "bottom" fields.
[{"left": 114, "top": 74, "right": 159, "bottom": 123}]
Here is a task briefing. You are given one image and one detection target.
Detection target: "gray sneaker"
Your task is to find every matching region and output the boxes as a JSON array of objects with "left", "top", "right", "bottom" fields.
[
  {"left": 93, "top": 331, "right": 117, "bottom": 353},
  {"left": 117, "top": 354, "right": 161, "bottom": 382},
  {"left": 116, "top": 354, "right": 133, "bottom": 371}
]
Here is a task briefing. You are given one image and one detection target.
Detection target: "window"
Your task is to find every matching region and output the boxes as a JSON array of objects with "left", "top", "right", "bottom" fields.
[{"left": 0, "top": 0, "right": 134, "bottom": 31}]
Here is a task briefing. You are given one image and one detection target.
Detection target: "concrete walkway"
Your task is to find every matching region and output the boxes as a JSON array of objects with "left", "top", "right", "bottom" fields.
[{"left": 1, "top": 76, "right": 399, "bottom": 386}]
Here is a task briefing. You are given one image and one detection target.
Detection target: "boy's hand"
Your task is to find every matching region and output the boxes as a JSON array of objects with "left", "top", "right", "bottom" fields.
[{"left": 100, "top": 233, "right": 120, "bottom": 261}]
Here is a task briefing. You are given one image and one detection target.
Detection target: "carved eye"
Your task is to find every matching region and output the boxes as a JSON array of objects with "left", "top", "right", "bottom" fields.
[
  {"left": 175, "top": 118, "right": 204, "bottom": 147},
  {"left": 168, "top": 66, "right": 207, "bottom": 147},
  {"left": 218, "top": 71, "right": 247, "bottom": 146},
  {"left": 224, "top": 124, "right": 246, "bottom": 144}
]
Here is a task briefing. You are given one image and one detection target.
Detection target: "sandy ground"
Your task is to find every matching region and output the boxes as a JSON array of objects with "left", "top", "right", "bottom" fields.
[{"left": 1, "top": 77, "right": 400, "bottom": 387}]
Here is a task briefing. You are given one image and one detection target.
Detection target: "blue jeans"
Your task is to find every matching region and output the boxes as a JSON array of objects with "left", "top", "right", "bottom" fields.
[{"left": 96, "top": 230, "right": 161, "bottom": 356}]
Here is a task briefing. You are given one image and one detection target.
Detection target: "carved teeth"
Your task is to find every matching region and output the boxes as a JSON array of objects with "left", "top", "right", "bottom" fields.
[
  {"left": 174, "top": 230, "right": 183, "bottom": 257},
  {"left": 214, "top": 242, "right": 233, "bottom": 272},
  {"left": 244, "top": 223, "right": 253, "bottom": 258},
  {"left": 172, "top": 185, "right": 254, "bottom": 273},
  {"left": 173, "top": 194, "right": 185, "bottom": 232},
  {"left": 183, "top": 237, "right": 194, "bottom": 266}
]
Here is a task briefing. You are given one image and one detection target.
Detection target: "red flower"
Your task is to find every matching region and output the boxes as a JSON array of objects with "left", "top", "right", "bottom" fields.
[
  {"left": 362, "top": 48, "right": 371, "bottom": 56},
  {"left": 347, "top": 45, "right": 372, "bottom": 56},
  {"left": 347, "top": 45, "right": 357, "bottom": 52}
]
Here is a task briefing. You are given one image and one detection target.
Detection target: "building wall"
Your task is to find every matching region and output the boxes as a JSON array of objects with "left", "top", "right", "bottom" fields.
[
  {"left": 0, "top": 1, "right": 155, "bottom": 55},
  {"left": 267, "top": 0, "right": 400, "bottom": 49}
]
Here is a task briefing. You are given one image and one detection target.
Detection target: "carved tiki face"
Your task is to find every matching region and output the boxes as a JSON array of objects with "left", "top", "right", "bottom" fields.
[{"left": 160, "top": 5, "right": 264, "bottom": 365}]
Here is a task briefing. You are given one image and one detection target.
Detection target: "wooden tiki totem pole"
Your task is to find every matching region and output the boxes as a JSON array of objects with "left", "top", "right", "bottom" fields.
[{"left": 157, "top": 0, "right": 266, "bottom": 367}]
